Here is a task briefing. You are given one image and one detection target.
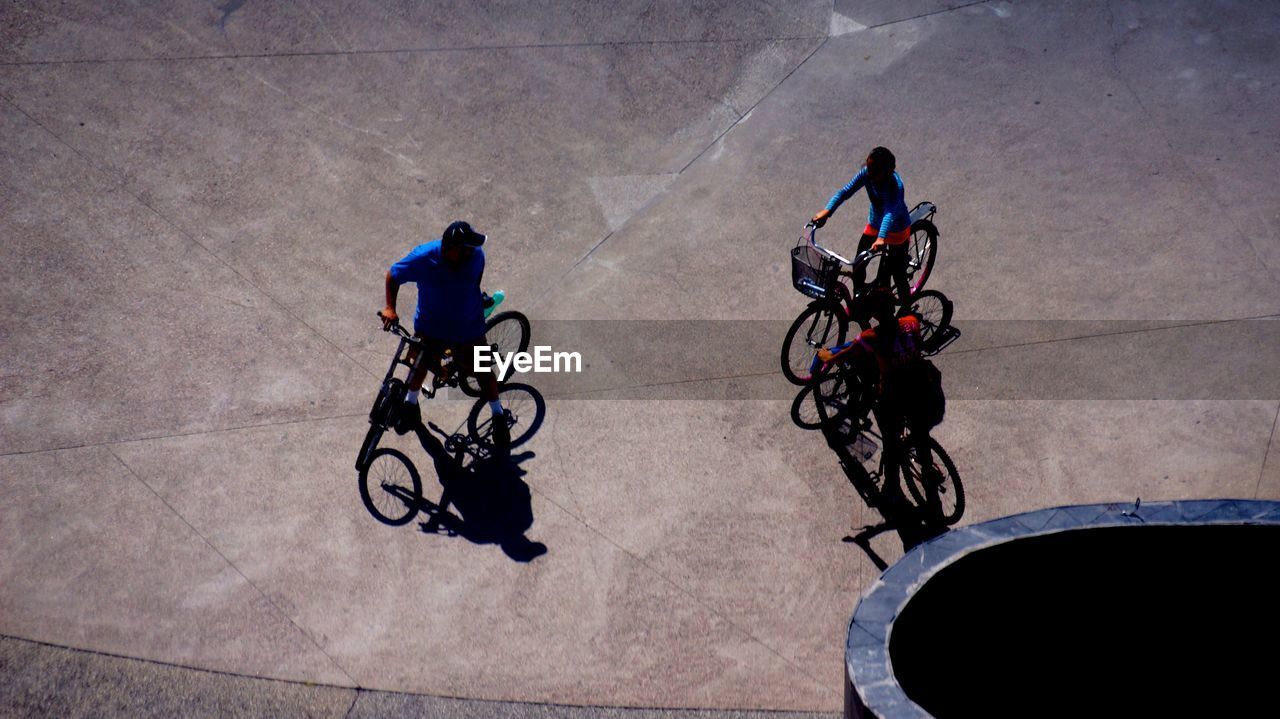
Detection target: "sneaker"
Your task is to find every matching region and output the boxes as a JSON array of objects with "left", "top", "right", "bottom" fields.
[{"left": 395, "top": 401, "right": 421, "bottom": 435}]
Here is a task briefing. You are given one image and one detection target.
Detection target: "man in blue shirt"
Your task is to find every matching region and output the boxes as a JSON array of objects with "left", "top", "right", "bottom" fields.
[
  {"left": 811, "top": 146, "right": 913, "bottom": 301},
  {"left": 379, "top": 221, "right": 506, "bottom": 441}
]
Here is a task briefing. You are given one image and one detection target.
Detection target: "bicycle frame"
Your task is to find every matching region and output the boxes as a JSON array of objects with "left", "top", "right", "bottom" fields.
[
  {"left": 380, "top": 321, "right": 465, "bottom": 399},
  {"left": 357, "top": 325, "right": 446, "bottom": 467},
  {"left": 426, "top": 421, "right": 494, "bottom": 464},
  {"left": 803, "top": 224, "right": 885, "bottom": 314},
  {"left": 804, "top": 200, "right": 937, "bottom": 304}
]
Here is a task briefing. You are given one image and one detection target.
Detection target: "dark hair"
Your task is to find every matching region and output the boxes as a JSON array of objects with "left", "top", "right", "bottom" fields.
[{"left": 867, "top": 146, "right": 896, "bottom": 173}]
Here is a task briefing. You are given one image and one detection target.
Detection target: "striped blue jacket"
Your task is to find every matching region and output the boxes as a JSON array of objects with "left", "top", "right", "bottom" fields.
[{"left": 825, "top": 167, "right": 911, "bottom": 237}]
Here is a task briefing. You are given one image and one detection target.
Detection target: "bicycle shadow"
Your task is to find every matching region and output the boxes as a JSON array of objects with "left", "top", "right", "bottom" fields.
[
  {"left": 407, "top": 423, "right": 548, "bottom": 563},
  {"left": 821, "top": 420, "right": 949, "bottom": 571}
]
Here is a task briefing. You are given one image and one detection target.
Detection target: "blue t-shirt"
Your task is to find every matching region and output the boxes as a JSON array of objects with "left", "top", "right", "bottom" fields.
[
  {"left": 825, "top": 168, "right": 911, "bottom": 237},
  {"left": 389, "top": 240, "right": 486, "bottom": 342}
]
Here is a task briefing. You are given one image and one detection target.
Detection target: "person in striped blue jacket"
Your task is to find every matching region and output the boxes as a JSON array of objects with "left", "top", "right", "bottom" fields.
[{"left": 811, "top": 146, "right": 912, "bottom": 301}]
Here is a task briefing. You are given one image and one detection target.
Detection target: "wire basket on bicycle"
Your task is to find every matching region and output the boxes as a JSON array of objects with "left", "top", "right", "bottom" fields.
[{"left": 791, "top": 241, "right": 843, "bottom": 300}]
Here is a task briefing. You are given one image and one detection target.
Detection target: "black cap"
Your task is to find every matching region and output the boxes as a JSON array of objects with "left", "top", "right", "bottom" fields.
[{"left": 443, "top": 220, "right": 486, "bottom": 248}]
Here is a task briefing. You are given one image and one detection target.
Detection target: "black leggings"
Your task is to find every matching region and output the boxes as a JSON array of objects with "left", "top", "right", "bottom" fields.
[{"left": 852, "top": 233, "right": 911, "bottom": 302}]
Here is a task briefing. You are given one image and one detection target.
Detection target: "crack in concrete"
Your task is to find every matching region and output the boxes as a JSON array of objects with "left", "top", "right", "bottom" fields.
[
  {"left": 0, "top": 633, "right": 357, "bottom": 694},
  {"left": 532, "top": 0, "right": 1002, "bottom": 309},
  {"left": 341, "top": 688, "right": 361, "bottom": 719},
  {"left": 674, "top": 37, "right": 827, "bottom": 177},
  {"left": 0, "top": 35, "right": 830, "bottom": 67},
  {"left": 537, "top": 313, "right": 1280, "bottom": 397},
  {"left": 0, "top": 411, "right": 366, "bottom": 459},
  {"left": 105, "top": 447, "right": 360, "bottom": 687},
  {"left": 526, "top": 38, "right": 827, "bottom": 314},
  {"left": 941, "top": 313, "right": 1280, "bottom": 356},
  {"left": 863, "top": 0, "right": 993, "bottom": 31},
  {"left": 1254, "top": 403, "right": 1280, "bottom": 499},
  {"left": 0, "top": 93, "right": 381, "bottom": 391},
  {"left": 519, "top": 483, "right": 842, "bottom": 704},
  {"left": 1104, "top": 0, "right": 1280, "bottom": 288}
]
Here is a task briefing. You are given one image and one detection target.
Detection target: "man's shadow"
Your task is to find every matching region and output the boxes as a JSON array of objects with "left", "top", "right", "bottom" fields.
[
  {"left": 821, "top": 419, "right": 949, "bottom": 571},
  {"left": 408, "top": 422, "right": 547, "bottom": 563}
]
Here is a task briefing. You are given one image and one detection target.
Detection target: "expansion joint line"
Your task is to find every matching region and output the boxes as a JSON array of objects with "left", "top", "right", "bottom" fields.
[
  {"left": 0, "top": 93, "right": 378, "bottom": 384},
  {"left": 106, "top": 448, "right": 360, "bottom": 686},
  {"left": 522, "top": 484, "right": 840, "bottom": 701},
  {"left": 529, "top": 36, "right": 831, "bottom": 311},
  {"left": 0, "top": 412, "right": 367, "bottom": 459},
  {"left": 532, "top": 0, "right": 999, "bottom": 308},
  {"left": 1256, "top": 403, "right": 1280, "bottom": 499},
  {"left": 1103, "top": 2, "right": 1279, "bottom": 288},
  {"left": 0, "top": 35, "right": 830, "bottom": 67}
]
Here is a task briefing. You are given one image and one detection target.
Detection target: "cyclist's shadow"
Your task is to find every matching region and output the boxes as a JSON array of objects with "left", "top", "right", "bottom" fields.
[
  {"left": 409, "top": 424, "right": 547, "bottom": 563},
  {"left": 822, "top": 421, "right": 948, "bottom": 571}
]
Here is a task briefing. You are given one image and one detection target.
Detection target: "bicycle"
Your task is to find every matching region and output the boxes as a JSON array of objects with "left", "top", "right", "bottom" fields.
[
  {"left": 356, "top": 295, "right": 539, "bottom": 523},
  {"left": 359, "top": 420, "right": 535, "bottom": 527},
  {"left": 825, "top": 410, "right": 964, "bottom": 526},
  {"left": 780, "top": 202, "right": 939, "bottom": 385},
  {"left": 789, "top": 290, "right": 955, "bottom": 432}
]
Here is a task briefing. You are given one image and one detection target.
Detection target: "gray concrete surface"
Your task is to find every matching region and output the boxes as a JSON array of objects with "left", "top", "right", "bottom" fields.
[
  {"left": 0, "top": 635, "right": 835, "bottom": 719},
  {"left": 1, "top": 0, "right": 1277, "bottom": 715}
]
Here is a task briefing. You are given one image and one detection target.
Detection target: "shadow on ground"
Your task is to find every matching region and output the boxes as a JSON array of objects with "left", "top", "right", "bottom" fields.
[
  {"left": 821, "top": 418, "right": 951, "bottom": 571},
  {"left": 408, "top": 421, "right": 548, "bottom": 563}
]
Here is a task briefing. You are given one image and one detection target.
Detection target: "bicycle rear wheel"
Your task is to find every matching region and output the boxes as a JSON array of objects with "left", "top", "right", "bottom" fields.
[
  {"left": 358, "top": 447, "right": 423, "bottom": 526},
  {"left": 467, "top": 382, "right": 546, "bottom": 448},
  {"left": 905, "top": 219, "right": 938, "bottom": 297},
  {"left": 781, "top": 302, "right": 848, "bottom": 385},
  {"left": 899, "top": 289, "right": 953, "bottom": 353},
  {"left": 902, "top": 437, "right": 964, "bottom": 525},
  {"left": 461, "top": 310, "right": 532, "bottom": 397}
]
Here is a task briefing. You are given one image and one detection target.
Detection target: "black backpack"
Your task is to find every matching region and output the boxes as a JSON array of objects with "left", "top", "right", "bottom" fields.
[{"left": 885, "top": 358, "right": 945, "bottom": 429}]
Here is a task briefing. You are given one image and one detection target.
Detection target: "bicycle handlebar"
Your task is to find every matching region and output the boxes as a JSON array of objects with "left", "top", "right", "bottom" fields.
[
  {"left": 378, "top": 314, "right": 429, "bottom": 347},
  {"left": 803, "top": 223, "right": 885, "bottom": 268}
]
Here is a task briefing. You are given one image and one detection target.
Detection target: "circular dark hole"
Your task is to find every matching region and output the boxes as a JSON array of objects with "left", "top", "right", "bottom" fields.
[{"left": 890, "top": 525, "right": 1280, "bottom": 717}]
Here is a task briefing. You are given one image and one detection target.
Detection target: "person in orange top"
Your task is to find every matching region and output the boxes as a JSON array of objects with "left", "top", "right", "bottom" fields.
[{"left": 818, "top": 290, "right": 943, "bottom": 497}]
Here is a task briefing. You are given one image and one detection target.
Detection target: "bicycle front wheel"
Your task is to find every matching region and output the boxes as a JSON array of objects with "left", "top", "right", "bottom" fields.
[
  {"left": 781, "top": 302, "right": 848, "bottom": 385},
  {"left": 790, "top": 382, "right": 826, "bottom": 430},
  {"left": 814, "top": 369, "right": 872, "bottom": 430},
  {"left": 902, "top": 437, "right": 964, "bottom": 526},
  {"left": 355, "top": 422, "right": 384, "bottom": 471},
  {"left": 461, "top": 310, "right": 532, "bottom": 397},
  {"left": 358, "top": 448, "right": 423, "bottom": 526},
  {"left": 467, "top": 382, "right": 546, "bottom": 448},
  {"left": 905, "top": 219, "right": 938, "bottom": 297}
]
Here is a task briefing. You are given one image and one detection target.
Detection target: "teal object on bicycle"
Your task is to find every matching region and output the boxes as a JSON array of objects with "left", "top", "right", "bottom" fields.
[{"left": 483, "top": 289, "right": 505, "bottom": 318}]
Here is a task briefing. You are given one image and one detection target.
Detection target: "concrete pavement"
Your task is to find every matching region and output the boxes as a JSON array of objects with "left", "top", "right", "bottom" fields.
[{"left": 2, "top": 0, "right": 1277, "bottom": 714}]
